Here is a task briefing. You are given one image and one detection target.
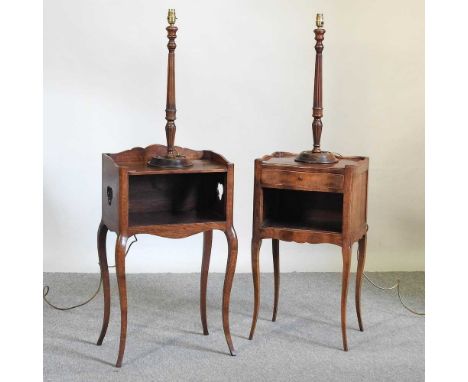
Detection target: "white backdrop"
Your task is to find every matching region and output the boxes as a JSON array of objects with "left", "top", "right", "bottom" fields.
[{"left": 44, "top": 0, "right": 424, "bottom": 273}]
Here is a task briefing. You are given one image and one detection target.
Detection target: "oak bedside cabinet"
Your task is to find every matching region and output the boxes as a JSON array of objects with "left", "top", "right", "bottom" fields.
[
  {"left": 97, "top": 145, "right": 238, "bottom": 367},
  {"left": 248, "top": 152, "right": 369, "bottom": 351}
]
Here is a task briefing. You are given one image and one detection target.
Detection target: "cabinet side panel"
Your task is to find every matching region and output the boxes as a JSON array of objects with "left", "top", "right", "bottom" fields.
[
  {"left": 347, "top": 170, "right": 368, "bottom": 242},
  {"left": 102, "top": 155, "right": 120, "bottom": 232},
  {"left": 253, "top": 160, "right": 264, "bottom": 236},
  {"left": 225, "top": 164, "right": 234, "bottom": 226}
]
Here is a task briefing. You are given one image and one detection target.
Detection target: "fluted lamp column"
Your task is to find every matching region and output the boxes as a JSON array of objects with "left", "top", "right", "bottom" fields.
[
  {"left": 148, "top": 9, "right": 192, "bottom": 168},
  {"left": 296, "top": 13, "right": 338, "bottom": 165}
]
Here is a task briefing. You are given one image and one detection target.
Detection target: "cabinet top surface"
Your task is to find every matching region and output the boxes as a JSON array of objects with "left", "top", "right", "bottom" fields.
[
  {"left": 119, "top": 160, "right": 227, "bottom": 175},
  {"left": 259, "top": 152, "right": 368, "bottom": 173},
  {"left": 104, "top": 144, "right": 230, "bottom": 175}
]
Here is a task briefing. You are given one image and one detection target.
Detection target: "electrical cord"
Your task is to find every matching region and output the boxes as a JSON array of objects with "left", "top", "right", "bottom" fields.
[
  {"left": 43, "top": 235, "right": 138, "bottom": 311},
  {"left": 44, "top": 227, "right": 424, "bottom": 316},
  {"left": 363, "top": 273, "right": 425, "bottom": 315},
  {"left": 331, "top": 153, "right": 424, "bottom": 316}
]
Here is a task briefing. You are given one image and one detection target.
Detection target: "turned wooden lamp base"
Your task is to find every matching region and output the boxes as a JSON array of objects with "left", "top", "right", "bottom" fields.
[
  {"left": 295, "top": 150, "right": 338, "bottom": 164},
  {"left": 148, "top": 155, "right": 193, "bottom": 168}
]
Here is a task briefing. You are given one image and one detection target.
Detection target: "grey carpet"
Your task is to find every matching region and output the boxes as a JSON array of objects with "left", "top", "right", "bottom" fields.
[{"left": 43, "top": 272, "right": 424, "bottom": 382}]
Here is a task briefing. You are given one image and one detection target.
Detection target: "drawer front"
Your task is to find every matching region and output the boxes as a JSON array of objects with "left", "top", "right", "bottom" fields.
[{"left": 261, "top": 168, "right": 344, "bottom": 193}]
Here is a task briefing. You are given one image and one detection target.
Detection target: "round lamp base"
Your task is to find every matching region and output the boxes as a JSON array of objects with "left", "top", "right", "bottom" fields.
[
  {"left": 147, "top": 155, "right": 193, "bottom": 168},
  {"left": 295, "top": 150, "right": 338, "bottom": 164}
]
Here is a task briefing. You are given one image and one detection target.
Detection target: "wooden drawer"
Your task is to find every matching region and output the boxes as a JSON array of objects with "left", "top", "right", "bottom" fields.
[{"left": 261, "top": 168, "right": 344, "bottom": 193}]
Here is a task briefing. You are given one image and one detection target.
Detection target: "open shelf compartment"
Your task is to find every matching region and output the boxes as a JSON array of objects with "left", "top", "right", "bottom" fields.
[
  {"left": 128, "top": 172, "right": 227, "bottom": 226},
  {"left": 262, "top": 188, "right": 343, "bottom": 233}
]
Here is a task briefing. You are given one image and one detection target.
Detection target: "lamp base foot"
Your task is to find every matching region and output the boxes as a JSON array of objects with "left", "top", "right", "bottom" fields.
[
  {"left": 295, "top": 150, "right": 338, "bottom": 164},
  {"left": 147, "top": 155, "right": 193, "bottom": 168}
]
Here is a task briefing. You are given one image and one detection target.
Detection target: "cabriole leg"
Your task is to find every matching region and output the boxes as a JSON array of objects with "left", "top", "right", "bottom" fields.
[
  {"left": 222, "top": 227, "right": 238, "bottom": 356},
  {"left": 355, "top": 235, "right": 367, "bottom": 331},
  {"left": 200, "top": 230, "right": 213, "bottom": 335},
  {"left": 115, "top": 234, "right": 128, "bottom": 368},
  {"left": 96, "top": 222, "right": 110, "bottom": 345},
  {"left": 248, "top": 236, "right": 262, "bottom": 340},
  {"left": 341, "top": 244, "right": 352, "bottom": 351},
  {"left": 272, "top": 239, "right": 280, "bottom": 322}
]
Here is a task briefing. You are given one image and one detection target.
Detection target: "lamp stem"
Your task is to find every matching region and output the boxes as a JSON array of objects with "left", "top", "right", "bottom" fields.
[
  {"left": 312, "top": 23, "right": 325, "bottom": 153},
  {"left": 165, "top": 10, "right": 177, "bottom": 158},
  {"left": 147, "top": 9, "right": 192, "bottom": 168},
  {"left": 294, "top": 13, "right": 337, "bottom": 164}
]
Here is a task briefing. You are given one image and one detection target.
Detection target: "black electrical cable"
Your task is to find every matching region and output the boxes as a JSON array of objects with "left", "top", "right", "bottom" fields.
[
  {"left": 332, "top": 153, "right": 424, "bottom": 316},
  {"left": 43, "top": 221, "right": 424, "bottom": 316},
  {"left": 43, "top": 235, "right": 138, "bottom": 311},
  {"left": 363, "top": 273, "right": 425, "bottom": 315}
]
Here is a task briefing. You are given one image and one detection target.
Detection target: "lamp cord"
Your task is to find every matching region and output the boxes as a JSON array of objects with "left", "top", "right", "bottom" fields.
[
  {"left": 43, "top": 232, "right": 424, "bottom": 316},
  {"left": 363, "top": 273, "right": 425, "bottom": 316},
  {"left": 42, "top": 235, "right": 138, "bottom": 311},
  {"left": 331, "top": 153, "right": 424, "bottom": 316}
]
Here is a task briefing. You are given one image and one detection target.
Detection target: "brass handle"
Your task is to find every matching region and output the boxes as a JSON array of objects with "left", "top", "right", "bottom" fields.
[{"left": 107, "top": 186, "right": 113, "bottom": 206}]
